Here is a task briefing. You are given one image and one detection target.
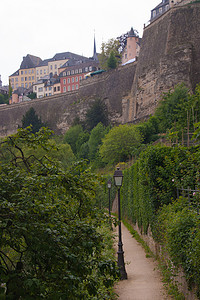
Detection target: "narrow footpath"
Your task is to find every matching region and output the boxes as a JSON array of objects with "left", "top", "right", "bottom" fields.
[{"left": 114, "top": 223, "right": 171, "bottom": 300}]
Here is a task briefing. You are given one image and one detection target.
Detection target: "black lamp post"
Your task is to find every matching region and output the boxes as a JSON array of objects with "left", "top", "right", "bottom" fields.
[
  {"left": 107, "top": 179, "right": 112, "bottom": 230},
  {"left": 107, "top": 179, "right": 112, "bottom": 218},
  {"left": 113, "top": 167, "right": 127, "bottom": 280}
]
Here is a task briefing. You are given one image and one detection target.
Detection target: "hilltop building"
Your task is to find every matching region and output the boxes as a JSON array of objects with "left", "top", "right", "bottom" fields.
[
  {"left": 0, "top": 75, "right": 9, "bottom": 95},
  {"left": 60, "top": 60, "right": 99, "bottom": 93},
  {"left": 9, "top": 54, "right": 42, "bottom": 91},
  {"left": 121, "top": 28, "right": 141, "bottom": 65},
  {"left": 9, "top": 36, "right": 99, "bottom": 102},
  {"left": 151, "top": 0, "right": 170, "bottom": 21},
  {"left": 151, "top": 0, "right": 191, "bottom": 21}
]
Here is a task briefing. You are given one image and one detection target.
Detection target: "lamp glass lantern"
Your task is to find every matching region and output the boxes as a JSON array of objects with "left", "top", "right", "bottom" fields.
[
  {"left": 113, "top": 167, "right": 123, "bottom": 187},
  {"left": 107, "top": 179, "right": 112, "bottom": 189}
]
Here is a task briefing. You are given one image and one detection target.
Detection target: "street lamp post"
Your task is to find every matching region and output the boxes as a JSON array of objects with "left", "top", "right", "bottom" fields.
[
  {"left": 107, "top": 179, "right": 112, "bottom": 217},
  {"left": 107, "top": 179, "right": 112, "bottom": 229},
  {"left": 113, "top": 167, "right": 128, "bottom": 280}
]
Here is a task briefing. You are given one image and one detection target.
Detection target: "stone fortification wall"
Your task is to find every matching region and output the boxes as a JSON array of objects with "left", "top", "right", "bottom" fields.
[
  {"left": 123, "top": 2, "right": 200, "bottom": 123},
  {"left": 0, "top": 62, "right": 136, "bottom": 137},
  {"left": 1, "top": 3, "right": 200, "bottom": 136}
]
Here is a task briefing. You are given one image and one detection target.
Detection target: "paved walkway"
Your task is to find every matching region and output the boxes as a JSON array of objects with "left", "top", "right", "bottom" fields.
[{"left": 114, "top": 223, "right": 171, "bottom": 300}]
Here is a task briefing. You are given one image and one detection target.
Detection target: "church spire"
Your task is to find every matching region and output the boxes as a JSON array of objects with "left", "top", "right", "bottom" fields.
[{"left": 93, "top": 32, "right": 98, "bottom": 60}]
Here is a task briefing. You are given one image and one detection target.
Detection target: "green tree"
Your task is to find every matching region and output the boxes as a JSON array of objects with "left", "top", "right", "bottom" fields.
[
  {"left": 100, "top": 124, "right": 143, "bottom": 164},
  {"left": 21, "top": 107, "right": 45, "bottom": 133},
  {"left": 107, "top": 51, "right": 117, "bottom": 69},
  {"left": 0, "top": 93, "right": 9, "bottom": 105},
  {"left": 88, "top": 123, "right": 107, "bottom": 161},
  {"left": 98, "top": 38, "right": 121, "bottom": 70},
  {"left": 8, "top": 80, "right": 12, "bottom": 99},
  {"left": 27, "top": 92, "right": 37, "bottom": 99},
  {"left": 63, "top": 124, "right": 84, "bottom": 154},
  {"left": 0, "top": 127, "right": 118, "bottom": 299},
  {"left": 154, "top": 84, "right": 190, "bottom": 133},
  {"left": 85, "top": 99, "right": 109, "bottom": 131}
]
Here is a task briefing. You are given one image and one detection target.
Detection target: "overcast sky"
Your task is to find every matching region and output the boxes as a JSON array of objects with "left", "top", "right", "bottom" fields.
[{"left": 0, "top": 0, "right": 159, "bottom": 85}]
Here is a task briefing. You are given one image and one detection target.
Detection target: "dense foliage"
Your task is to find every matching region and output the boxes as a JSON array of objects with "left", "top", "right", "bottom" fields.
[
  {"left": 98, "top": 39, "right": 121, "bottom": 70},
  {"left": 0, "top": 127, "right": 118, "bottom": 299},
  {"left": 84, "top": 99, "right": 109, "bottom": 131},
  {"left": 99, "top": 124, "right": 143, "bottom": 164},
  {"left": 21, "top": 107, "right": 46, "bottom": 133},
  {"left": 119, "top": 144, "right": 200, "bottom": 296},
  {"left": 0, "top": 93, "right": 8, "bottom": 105}
]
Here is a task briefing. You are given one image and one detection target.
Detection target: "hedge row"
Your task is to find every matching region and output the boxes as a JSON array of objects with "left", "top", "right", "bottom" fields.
[{"left": 119, "top": 144, "right": 200, "bottom": 297}]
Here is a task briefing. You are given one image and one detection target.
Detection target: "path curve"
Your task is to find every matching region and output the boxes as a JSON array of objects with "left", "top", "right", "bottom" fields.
[{"left": 114, "top": 223, "right": 171, "bottom": 300}]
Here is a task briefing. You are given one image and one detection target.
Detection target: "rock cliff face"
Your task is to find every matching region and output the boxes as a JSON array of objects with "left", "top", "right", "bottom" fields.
[
  {"left": 0, "top": 3, "right": 200, "bottom": 137},
  {"left": 123, "top": 2, "right": 200, "bottom": 123}
]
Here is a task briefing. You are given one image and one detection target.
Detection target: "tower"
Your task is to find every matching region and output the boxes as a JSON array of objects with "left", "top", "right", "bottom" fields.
[{"left": 93, "top": 34, "right": 98, "bottom": 61}]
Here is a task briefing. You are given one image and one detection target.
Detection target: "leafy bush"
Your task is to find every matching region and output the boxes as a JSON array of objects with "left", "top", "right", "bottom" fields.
[
  {"left": 100, "top": 124, "right": 143, "bottom": 165},
  {"left": 0, "top": 127, "right": 118, "bottom": 299},
  {"left": 155, "top": 198, "right": 200, "bottom": 297}
]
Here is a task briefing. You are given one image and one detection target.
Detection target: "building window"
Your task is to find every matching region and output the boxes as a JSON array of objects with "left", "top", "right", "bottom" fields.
[
  {"left": 67, "top": 78, "right": 70, "bottom": 84},
  {"left": 29, "top": 69, "right": 31, "bottom": 74},
  {"left": 72, "top": 77, "right": 74, "bottom": 83},
  {"left": 67, "top": 71, "right": 70, "bottom": 75},
  {"left": 29, "top": 76, "right": 31, "bottom": 81},
  {"left": 50, "top": 65, "right": 53, "bottom": 70},
  {"left": 75, "top": 69, "right": 78, "bottom": 74},
  {"left": 159, "top": 7, "right": 162, "bottom": 13},
  {"left": 49, "top": 87, "right": 52, "bottom": 91},
  {"left": 21, "top": 77, "right": 24, "bottom": 82},
  {"left": 44, "top": 69, "right": 46, "bottom": 74},
  {"left": 79, "top": 69, "right": 82, "bottom": 73},
  {"left": 32, "top": 76, "right": 34, "bottom": 80},
  {"left": 68, "top": 86, "right": 70, "bottom": 91},
  {"left": 63, "top": 79, "right": 66, "bottom": 84},
  {"left": 21, "top": 71, "right": 23, "bottom": 75},
  {"left": 58, "top": 86, "right": 60, "bottom": 91},
  {"left": 85, "top": 67, "right": 88, "bottom": 72},
  {"left": 40, "top": 70, "right": 42, "bottom": 74},
  {"left": 55, "top": 64, "right": 57, "bottom": 69},
  {"left": 21, "top": 83, "right": 24, "bottom": 88},
  {"left": 76, "top": 84, "right": 78, "bottom": 89},
  {"left": 89, "top": 66, "right": 92, "bottom": 71},
  {"left": 153, "top": 10, "right": 156, "bottom": 17},
  {"left": 71, "top": 70, "right": 74, "bottom": 75},
  {"left": 25, "top": 83, "right": 28, "bottom": 88},
  {"left": 72, "top": 85, "right": 74, "bottom": 90},
  {"left": 54, "top": 87, "right": 56, "bottom": 92},
  {"left": 15, "top": 78, "right": 18, "bottom": 82},
  {"left": 25, "top": 70, "right": 27, "bottom": 74},
  {"left": 37, "top": 70, "right": 39, "bottom": 75},
  {"left": 79, "top": 76, "right": 82, "bottom": 81},
  {"left": 63, "top": 72, "right": 66, "bottom": 76},
  {"left": 63, "top": 86, "right": 66, "bottom": 92},
  {"left": 25, "top": 77, "right": 27, "bottom": 81},
  {"left": 38, "top": 87, "right": 43, "bottom": 92},
  {"left": 76, "top": 77, "right": 78, "bottom": 82},
  {"left": 16, "top": 83, "right": 18, "bottom": 88}
]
